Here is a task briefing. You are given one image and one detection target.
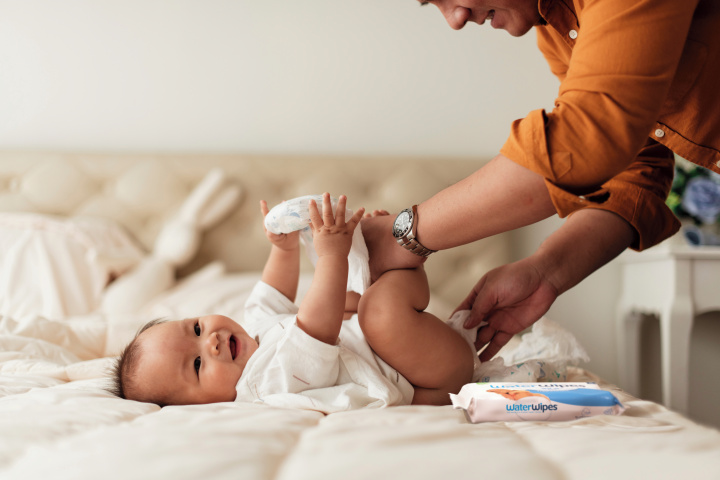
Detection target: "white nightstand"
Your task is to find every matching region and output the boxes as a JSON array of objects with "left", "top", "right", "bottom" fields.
[{"left": 616, "top": 242, "right": 720, "bottom": 414}]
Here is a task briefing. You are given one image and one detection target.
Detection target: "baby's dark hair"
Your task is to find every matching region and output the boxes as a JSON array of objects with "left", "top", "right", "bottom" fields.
[{"left": 108, "top": 319, "right": 167, "bottom": 402}]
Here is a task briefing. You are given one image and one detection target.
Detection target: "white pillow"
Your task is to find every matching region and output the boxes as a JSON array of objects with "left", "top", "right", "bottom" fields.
[{"left": 0, "top": 213, "right": 146, "bottom": 320}]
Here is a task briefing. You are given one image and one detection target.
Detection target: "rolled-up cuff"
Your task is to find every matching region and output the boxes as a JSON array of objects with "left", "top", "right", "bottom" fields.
[{"left": 564, "top": 179, "right": 680, "bottom": 251}]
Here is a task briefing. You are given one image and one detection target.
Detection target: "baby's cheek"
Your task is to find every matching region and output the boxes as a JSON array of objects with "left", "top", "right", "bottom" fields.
[
  {"left": 223, "top": 367, "right": 244, "bottom": 397},
  {"left": 201, "top": 369, "right": 239, "bottom": 403}
]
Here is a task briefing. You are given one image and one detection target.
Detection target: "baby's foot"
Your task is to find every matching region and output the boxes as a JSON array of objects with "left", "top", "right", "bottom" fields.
[{"left": 363, "top": 209, "right": 390, "bottom": 218}]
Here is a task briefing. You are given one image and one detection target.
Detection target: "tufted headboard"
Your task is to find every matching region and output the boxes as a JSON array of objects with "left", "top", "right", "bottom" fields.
[{"left": 0, "top": 151, "right": 511, "bottom": 312}]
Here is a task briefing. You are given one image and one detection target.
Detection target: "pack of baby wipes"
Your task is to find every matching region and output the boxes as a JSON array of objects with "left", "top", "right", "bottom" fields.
[{"left": 450, "top": 382, "right": 625, "bottom": 423}]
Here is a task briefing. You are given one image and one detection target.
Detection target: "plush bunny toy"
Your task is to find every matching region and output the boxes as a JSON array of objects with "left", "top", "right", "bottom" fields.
[{"left": 101, "top": 169, "right": 241, "bottom": 314}]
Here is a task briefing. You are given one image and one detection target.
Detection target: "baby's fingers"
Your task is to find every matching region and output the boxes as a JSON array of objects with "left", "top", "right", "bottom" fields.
[
  {"left": 308, "top": 198, "right": 323, "bottom": 231},
  {"left": 335, "top": 195, "right": 347, "bottom": 226},
  {"left": 260, "top": 200, "right": 270, "bottom": 217},
  {"left": 347, "top": 206, "right": 365, "bottom": 231},
  {"left": 321, "top": 192, "right": 334, "bottom": 226}
]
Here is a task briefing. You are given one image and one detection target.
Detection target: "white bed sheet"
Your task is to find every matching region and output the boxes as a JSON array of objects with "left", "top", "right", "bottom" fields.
[{"left": 2, "top": 271, "right": 720, "bottom": 480}]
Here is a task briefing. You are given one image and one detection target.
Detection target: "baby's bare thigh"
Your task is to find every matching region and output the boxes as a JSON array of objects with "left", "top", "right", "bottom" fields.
[{"left": 359, "top": 270, "right": 474, "bottom": 391}]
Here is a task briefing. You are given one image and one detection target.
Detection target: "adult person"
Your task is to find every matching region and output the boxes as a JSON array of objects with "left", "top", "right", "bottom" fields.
[{"left": 361, "top": 0, "right": 720, "bottom": 362}]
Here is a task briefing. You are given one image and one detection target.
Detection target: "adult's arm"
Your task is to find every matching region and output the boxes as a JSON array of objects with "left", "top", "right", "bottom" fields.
[
  {"left": 455, "top": 139, "right": 678, "bottom": 358},
  {"left": 417, "top": 154, "right": 557, "bottom": 249},
  {"left": 364, "top": 137, "right": 678, "bottom": 280},
  {"left": 362, "top": 154, "right": 557, "bottom": 281},
  {"left": 460, "top": 207, "right": 635, "bottom": 361}
]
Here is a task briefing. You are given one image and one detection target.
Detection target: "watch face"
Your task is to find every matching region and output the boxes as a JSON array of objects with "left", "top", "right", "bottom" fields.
[{"left": 393, "top": 210, "right": 412, "bottom": 237}]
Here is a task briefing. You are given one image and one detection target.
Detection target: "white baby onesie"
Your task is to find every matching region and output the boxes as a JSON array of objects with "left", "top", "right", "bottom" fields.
[{"left": 235, "top": 281, "right": 414, "bottom": 413}]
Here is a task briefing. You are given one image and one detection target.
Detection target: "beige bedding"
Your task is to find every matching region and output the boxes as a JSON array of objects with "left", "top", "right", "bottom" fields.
[
  {"left": 2, "top": 271, "right": 720, "bottom": 480},
  {"left": 1, "top": 153, "right": 719, "bottom": 479}
]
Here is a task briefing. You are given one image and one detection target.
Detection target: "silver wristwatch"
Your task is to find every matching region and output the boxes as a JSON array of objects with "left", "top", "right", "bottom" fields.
[{"left": 392, "top": 205, "right": 436, "bottom": 257}]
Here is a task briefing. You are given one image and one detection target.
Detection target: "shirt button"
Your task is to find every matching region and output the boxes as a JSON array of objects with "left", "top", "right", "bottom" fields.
[
  {"left": 655, "top": 128, "right": 665, "bottom": 138},
  {"left": 569, "top": 29, "right": 578, "bottom": 39}
]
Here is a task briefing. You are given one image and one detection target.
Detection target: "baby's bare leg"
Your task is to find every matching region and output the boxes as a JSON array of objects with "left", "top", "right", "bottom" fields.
[{"left": 358, "top": 268, "right": 474, "bottom": 405}]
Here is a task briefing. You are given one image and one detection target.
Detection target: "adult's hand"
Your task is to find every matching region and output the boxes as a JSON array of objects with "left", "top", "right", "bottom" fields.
[
  {"left": 455, "top": 257, "right": 559, "bottom": 362},
  {"left": 361, "top": 214, "right": 426, "bottom": 282},
  {"left": 457, "top": 208, "right": 636, "bottom": 362}
]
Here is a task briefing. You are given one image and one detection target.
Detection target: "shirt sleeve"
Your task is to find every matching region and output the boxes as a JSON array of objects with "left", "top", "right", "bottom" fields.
[
  {"left": 502, "top": 0, "right": 698, "bottom": 225},
  {"left": 244, "top": 281, "right": 298, "bottom": 323},
  {"left": 569, "top": 139, "right": 680, "bottom": 250}
]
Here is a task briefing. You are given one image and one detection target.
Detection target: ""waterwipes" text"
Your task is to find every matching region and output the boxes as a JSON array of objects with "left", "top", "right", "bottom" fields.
[{"left": 506, "top": 403, "right": 558, "bottom": 412}]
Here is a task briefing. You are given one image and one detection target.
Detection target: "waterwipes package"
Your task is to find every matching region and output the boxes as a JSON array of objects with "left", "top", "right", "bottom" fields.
[{"left": 450, "top": 382, "right": 625, "bottom": 423}]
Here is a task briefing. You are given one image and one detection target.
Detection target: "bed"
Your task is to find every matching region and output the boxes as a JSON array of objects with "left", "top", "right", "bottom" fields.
[{"left": 1, "top": 152, "right": 719, "bottom": 480}]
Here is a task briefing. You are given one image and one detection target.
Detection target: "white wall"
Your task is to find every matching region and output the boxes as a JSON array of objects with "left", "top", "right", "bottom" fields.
[{"left": 0, "top": 0, "right": 557, "bottom": 156}]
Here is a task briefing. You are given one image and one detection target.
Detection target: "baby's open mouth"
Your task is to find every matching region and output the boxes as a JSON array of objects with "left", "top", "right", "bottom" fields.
[{"left": 229, "top": 336, "right": 238, "bottom": 360}]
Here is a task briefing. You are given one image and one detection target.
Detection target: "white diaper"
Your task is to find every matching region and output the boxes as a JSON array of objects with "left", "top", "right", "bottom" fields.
[
  {"left": 445, "top": 312, "right": 590, "bottom": 384},
  {"left": 445, "top": 311, "right": 485, "bottom": 382},
  {"left": 264, "top": 195, "right": 370, "bottom": 294}
]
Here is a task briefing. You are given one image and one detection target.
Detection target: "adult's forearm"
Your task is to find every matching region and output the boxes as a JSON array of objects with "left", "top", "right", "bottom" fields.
[
  {"left": 529, "top": 208, "right": 636, "bottom": 295},
  {"left": 416, "top": 154, "right": 557, "bottom": 250}
]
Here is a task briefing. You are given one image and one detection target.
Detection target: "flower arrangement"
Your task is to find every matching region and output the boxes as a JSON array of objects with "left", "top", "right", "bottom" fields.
[{"left": 666, "top": 157, "right": 720, "bottom": 246}]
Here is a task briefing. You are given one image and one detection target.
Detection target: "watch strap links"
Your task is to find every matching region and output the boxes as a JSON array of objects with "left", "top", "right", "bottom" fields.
[
  {"left": 396, "top": 205, "right": 436, "bottom": 257},
  {"left": 396, "top": 237, "right": 436, "bottom": 257}
]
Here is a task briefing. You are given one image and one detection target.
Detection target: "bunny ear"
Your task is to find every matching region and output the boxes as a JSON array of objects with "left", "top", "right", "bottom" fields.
[
  {"left": 178, "top": 168, "right": 227, "bottom": 222},
  {"left": 196, "top": 183, "right": 242, "bottom": 230}
]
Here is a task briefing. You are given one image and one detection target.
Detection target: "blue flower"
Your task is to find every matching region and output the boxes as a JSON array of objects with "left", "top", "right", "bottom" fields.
[{"left": 681, "top": 177, "right": 720, "bottom": 224}]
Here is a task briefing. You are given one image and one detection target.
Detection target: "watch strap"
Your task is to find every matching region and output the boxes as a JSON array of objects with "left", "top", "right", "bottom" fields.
[{"left": 395, "top": 205, "right": 436, "bottom": 257}]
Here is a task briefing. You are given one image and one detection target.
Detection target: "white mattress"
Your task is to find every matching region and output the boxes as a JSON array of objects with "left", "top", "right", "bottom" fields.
[{"left": 2, "top": 270, "right": 720, "bottom": 480}]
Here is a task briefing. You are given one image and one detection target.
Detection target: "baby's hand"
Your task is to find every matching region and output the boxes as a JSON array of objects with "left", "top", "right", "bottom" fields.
[
  {"left": 308, "top": 193, "right": 364, "bottom": 258},
  {"left": 260, "top": 200, "right": 300, "bottom": 251}
]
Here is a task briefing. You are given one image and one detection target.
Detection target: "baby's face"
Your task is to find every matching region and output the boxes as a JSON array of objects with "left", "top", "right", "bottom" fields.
[{"left": 134, "top": 315, "right": 258, "bottom": 405}]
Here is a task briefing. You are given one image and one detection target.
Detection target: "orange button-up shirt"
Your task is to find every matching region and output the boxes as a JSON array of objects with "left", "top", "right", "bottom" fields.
[{"left": 500, "top": 0, "right": 720, "bottom": 250}]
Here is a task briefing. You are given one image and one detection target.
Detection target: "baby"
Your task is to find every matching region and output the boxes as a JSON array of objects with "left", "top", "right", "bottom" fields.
[{"left": 110, "top": 193, "right": 475, "bottom": 409}]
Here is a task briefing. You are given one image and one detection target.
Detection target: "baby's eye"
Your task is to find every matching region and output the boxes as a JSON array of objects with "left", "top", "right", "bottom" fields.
[
  {"left": 194, "top": 356, "right": 201, "bottom": 375},
  {"left": 194, "top": 321, "right": 201, "bottom": 336}
]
